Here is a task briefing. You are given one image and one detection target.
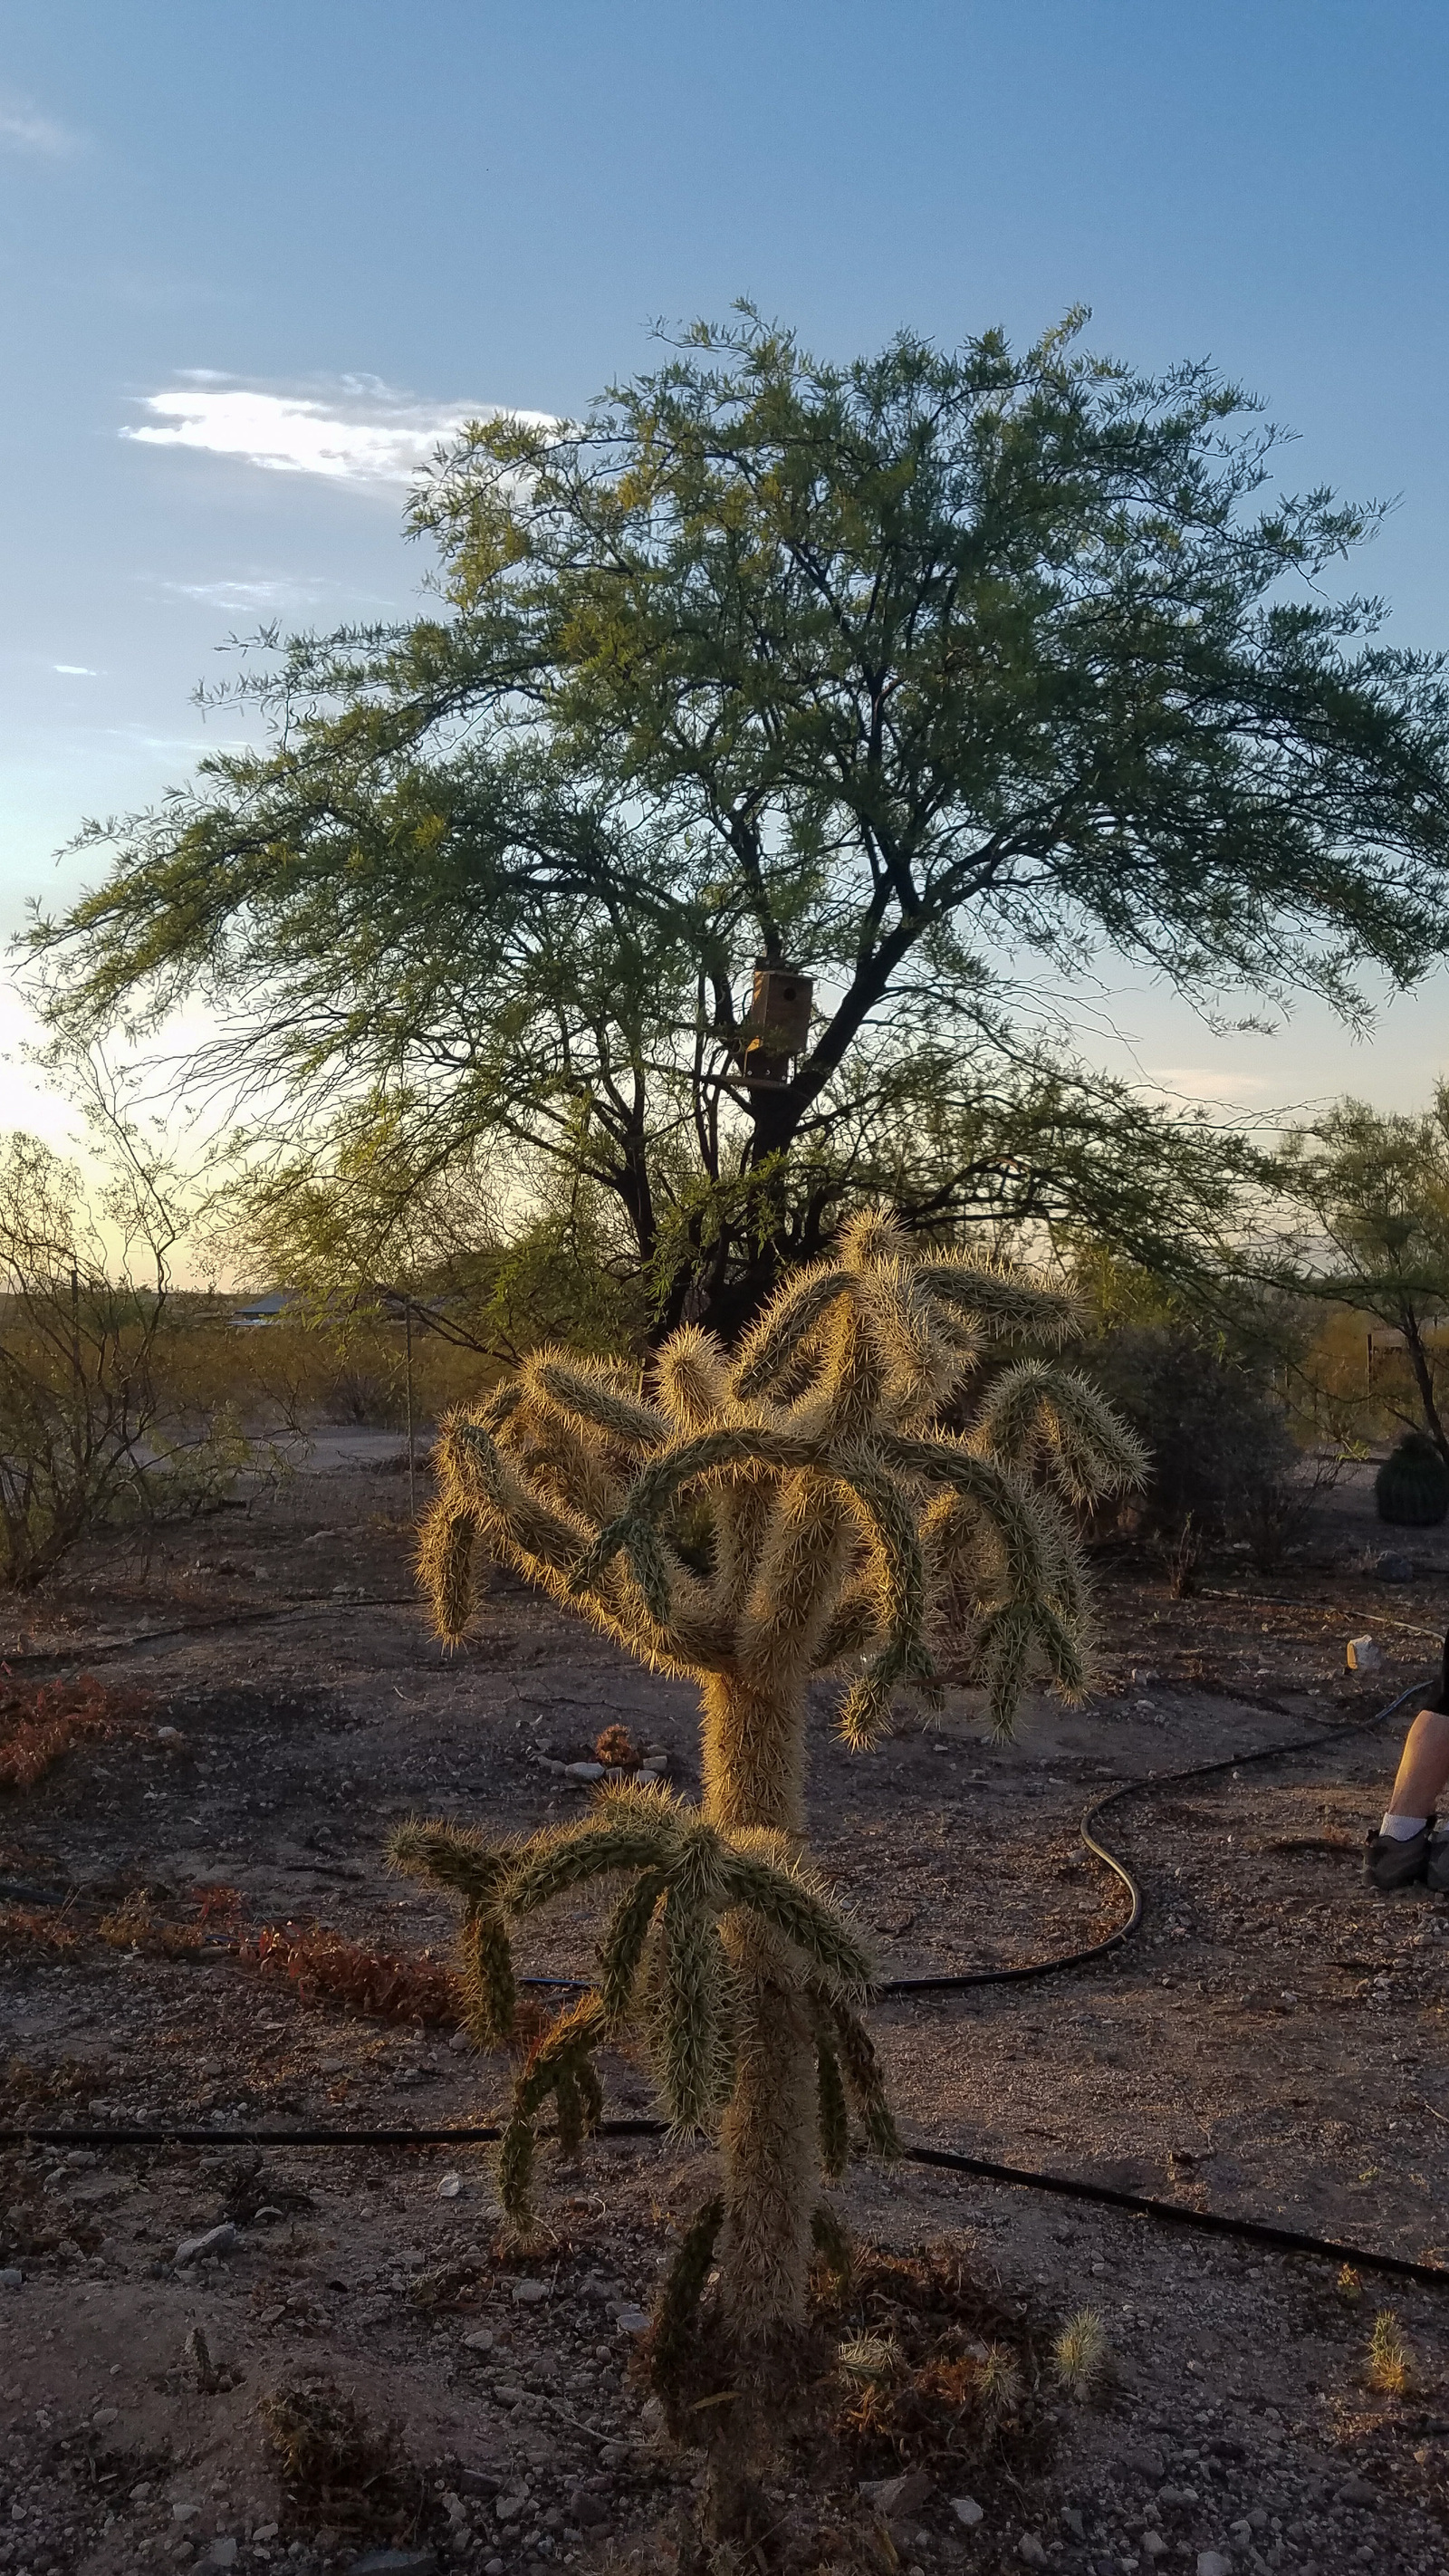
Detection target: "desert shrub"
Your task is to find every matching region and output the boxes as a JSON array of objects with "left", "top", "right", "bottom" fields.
[
  {"left": 1085, "top": 1324, "right": 1303, "bottom": 1560},
  {"left": 0, "top": 1135, "right": 261, "bottom": 1586},
  {"left": 1376, "top": 1429, "right": 1449, "bottom": 1526},
  {"left": 259, "top": 2379, "right": 429, "bottom": 2544}
]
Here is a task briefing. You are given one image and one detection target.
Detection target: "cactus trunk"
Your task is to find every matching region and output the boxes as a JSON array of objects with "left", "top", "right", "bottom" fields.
[{"left": 701, "top": 1672, "right": 817, "bottom": 2520}]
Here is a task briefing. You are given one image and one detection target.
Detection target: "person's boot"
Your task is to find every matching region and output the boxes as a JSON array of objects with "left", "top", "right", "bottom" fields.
[
  {"left": 1365, "top": 1821, "right": 1434, "bottom": 1891},
  {"left": 1426, "top": 1829, "right": 1449, "bottom": 1894}
]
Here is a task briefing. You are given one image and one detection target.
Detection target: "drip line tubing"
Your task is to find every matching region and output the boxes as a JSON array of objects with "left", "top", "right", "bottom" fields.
[
  {"left": 511, "top": 1676, "right": 1428, "bottom": 2000},
  {"left": 3, "top": 1678, "right": 1438, "bottom": 2288},
  {"left": 2, "top": 2118, "right": 1445, "bottom": 2289}
]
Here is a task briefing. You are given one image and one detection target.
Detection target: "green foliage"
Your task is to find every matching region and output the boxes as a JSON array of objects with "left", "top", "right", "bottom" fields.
[
  {"left": 1083, "top": 1323, "right": 1299, "bottom": 1555},
  {"left": 33, "top": 311, "right": 1449, "bottom": 1336},
  {"left": 1275, "top": 1091, "right": 1449, "bottom": 1462},
  {"left": 1376, "top": 1429, "right": 1449, "bottom": 1526}
]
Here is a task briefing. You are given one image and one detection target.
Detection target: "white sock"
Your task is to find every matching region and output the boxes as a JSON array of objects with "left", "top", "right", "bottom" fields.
[{"left": 1380, "top": 1812, "right": 1428, "bottom": 1840}]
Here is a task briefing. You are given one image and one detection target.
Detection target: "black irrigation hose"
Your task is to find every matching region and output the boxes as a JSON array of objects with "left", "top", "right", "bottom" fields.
[
  {"left": 513, "top": 1676, "right": 1428, "bottom": 2000},
  {"left": 4, "top": 1679, "right": 1441, "bottom": 2289},
  {"left": 4, "top": 2119, "right": 1446, "bottom": 2290},
  {"left": 2, "top": 1595, "right": 426, "bottom": 1668}
]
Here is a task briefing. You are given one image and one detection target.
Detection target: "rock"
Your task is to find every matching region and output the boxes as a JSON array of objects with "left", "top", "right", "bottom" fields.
[
  {"left": 565, "top": 1762, "right": 605, "bottom": 1781},
  {"left": 174, "top": 2222, "right": 237, "bottom": 2267},
  {"left": 614, "top": 2303, "right": 649, "bottom": 2332},
  {"left": 951, "top": 2495, "right": 984, "bottom": 2528},
  {"left": 1245, "top": 2506, "right": 1269, "bottom": 2532},
  {"left": 512, "top": 2278, "right": 549, "bottom": 2304},
  {"left": 1370, "top": 1552, "right": 1415, "bottom": 1582},
  {"left": 205, "top": 2545, "right": 238, "bottom": 2571},
  {"left": 1196, "top": 2555, "right": 1232, "bottom": 2576},
  {"left": 639, "top": 2397, "right": 666, "bottom": 2435},
  {"left": 345, "top": 2554, "right": 439, "bottom": 2575},
  {"left": 1060, "top": 2507, "right": 1084, "bottom": 2539},
  {"left": 447, "top": 2026, "right": 473, "bottom": 2052},
  {"left": 0, "top": 2269, "right": 21, "bottom": 2289},
  {"left": 1018, "top": 2541, "right": 1047, "bottom": 2569},
  {"left": 494, "top": 2492, "right": 529, "bottom": 2525},
  {"left": 1142, "top": 2537, "right": 1167, "bottom": 2562},
  {"left": 458, "top": 2468, "right": 501, "bottom": 2499},
  {"left": 1337, "top": 2474, "right": 1377, "bottom": 2504},
  {"left": 437, "top": 2171, "right": 462, "bottom": 2198},
  {"left": 1120, "top": 2444, "right": 1164, "bottom": 2478},
  {"left": 462, "top": 2327, "right": 495, "bottom": 2351},
  {"left": 570, "top": 2490, "right": 610, "bottom": 2527},
  {"left": 172, "top": 2503, "right": 201, "bottom": 2523},
  {"left": 91, "top": 2406, "right": 119, "bottom": 2428},
  {"left": 860, "top": 2471, "right": 934, "bottom": 2517}
]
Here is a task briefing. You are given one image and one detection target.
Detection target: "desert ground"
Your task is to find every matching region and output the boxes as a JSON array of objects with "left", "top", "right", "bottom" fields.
[{"left": 4, "top": 1447, "right": 1449, "bottom": 2576}]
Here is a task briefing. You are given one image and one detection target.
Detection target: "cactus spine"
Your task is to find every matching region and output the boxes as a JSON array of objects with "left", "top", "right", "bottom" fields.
[{"left": 394, "top": 1215, "right": 1142, "bottom": 2520}]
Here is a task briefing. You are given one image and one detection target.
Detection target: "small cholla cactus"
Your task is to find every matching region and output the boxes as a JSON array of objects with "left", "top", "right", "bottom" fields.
[{"left": 393, "top": 1214, "right": 1142, "bottom": 2515}]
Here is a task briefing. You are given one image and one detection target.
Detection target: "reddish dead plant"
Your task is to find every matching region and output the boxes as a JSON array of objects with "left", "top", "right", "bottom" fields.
[
  {"left": 243, "top": 1922, "right": 462, "bottom": 2025},
  {"left": 0, "top": 1672, "right": 155, "bottom": 1793}
]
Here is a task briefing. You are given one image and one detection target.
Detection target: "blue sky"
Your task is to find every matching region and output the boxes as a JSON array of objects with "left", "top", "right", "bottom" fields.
[{"left": 3, "top": 0, "right": 1449, "bottom": 1144}]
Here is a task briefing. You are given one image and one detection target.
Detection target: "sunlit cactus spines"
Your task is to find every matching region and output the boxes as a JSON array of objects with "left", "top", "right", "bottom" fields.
[{"left": 392, "top": 1215, "right": 1142, "bottom": 2508}]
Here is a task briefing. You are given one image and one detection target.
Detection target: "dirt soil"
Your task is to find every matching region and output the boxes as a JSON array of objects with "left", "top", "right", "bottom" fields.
[{"left": 4, "top": 1445, "right": 1449, "bottom": 2576}]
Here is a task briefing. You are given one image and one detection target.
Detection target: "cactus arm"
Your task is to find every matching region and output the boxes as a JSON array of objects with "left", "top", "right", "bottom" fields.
[
  {"left": 735, "top": 1473, "right": 853, "bottom": 1675},
  {"left": 652, "top": 1326, "right": 731, "bottom": 1430},
  {"left": 389, "top": 1820, "right": 518, "bottom": 1902},
  {"left": 717, "top": 1843, "right": 875, "bottom": 1998},
  {"left": 821, "top": 1996, "right": 900, "bottom": 2158},
  {"left": 503, "top": 1813, "right": 677, "bottom": 1918},
  {"left": 415, "top": 1504, "right": 484, "bottom": 1645},
  {"left": 458, "top": 1901, "right": 518, "bottom": 2047},
  {"left": 655, "top": 1889, "right": 733, "bottom": 2132},
  {"left": 884, "top": 1434, "right": 1053, "bottom": 1597},
  {"left": 499, "top": 1992, "right": 610, "bottom": 2233},
  {"left": 730, "top": 1265, "right": 846, "bottom": 1399},
  {"left": 527, "top": 1352, "right": 669, "bottom": 1453},
  {"left": 815, "top": 2027, "right": 849, "bottom": 2179},
  {"left": 597, "top": 1870, "right": 668, "bottom": 2025},
  {"left": 808, "top": 1578, "right": 884, "bottom": 1672},
  {"left": 974, "top": 1357, "right": 1148, "bottom": 1497},
  {"left": 918, "top": 1258, "right": 1082, "bottom": 1343}
]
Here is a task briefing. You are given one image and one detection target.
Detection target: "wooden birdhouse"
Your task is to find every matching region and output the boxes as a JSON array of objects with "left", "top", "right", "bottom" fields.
[{"left": 741, "top": 962, "right": 813, "bottom": 1087}]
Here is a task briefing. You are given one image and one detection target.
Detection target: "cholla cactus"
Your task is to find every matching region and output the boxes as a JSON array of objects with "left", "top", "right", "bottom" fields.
[{"left": 394, "top": 1215, "right": 1141, "bottom": 2504}]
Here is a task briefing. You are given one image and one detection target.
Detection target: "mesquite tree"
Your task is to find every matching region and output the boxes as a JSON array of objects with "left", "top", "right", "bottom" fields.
[
  {"left": 394, "top": 1216, "right": 1142, "bottom": 2514},
  {"left": 32, "top": 312, "right": 1449, "bottom": 1335}
]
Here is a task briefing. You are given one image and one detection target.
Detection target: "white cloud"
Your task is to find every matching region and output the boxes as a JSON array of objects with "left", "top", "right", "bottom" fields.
[
  {"left": 162, "top": 578, "right": 331, "bottom": 613},
  {"left": 123, "top": 374, "right": 549, "bottom": 488},
  {"left": 0, "top": 95, "right": 82, "bottom": 159},
  {"left": 53, "top": 662, "right": 98, "bottom": 676}
]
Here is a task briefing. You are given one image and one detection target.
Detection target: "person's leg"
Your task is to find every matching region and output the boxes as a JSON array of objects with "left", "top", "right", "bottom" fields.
[
  {"left": 1366, "top": 1640, "right": 1449, "bottom": 1890},
  {"left": 1386, "top": 1706, "right": 1449, "bottom": 1820}
]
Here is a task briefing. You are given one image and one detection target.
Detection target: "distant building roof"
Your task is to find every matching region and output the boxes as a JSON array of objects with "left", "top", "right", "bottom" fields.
[{"left": 229, "top": 1289, "right": 299, "bottom": 1326}]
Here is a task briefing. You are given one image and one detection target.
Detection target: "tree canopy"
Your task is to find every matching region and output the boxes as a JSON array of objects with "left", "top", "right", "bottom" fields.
[
  {"left": 1276, "top": 1090, "right": 1449, "bottom": 1459},
  {"left": 31, "top": 309, "right": 1449, "bottom": 1334}
]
